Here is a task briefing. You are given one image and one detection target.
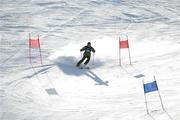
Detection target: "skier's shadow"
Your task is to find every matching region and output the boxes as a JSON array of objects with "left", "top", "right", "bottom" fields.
[
  {"left": 55, "top": 56, "right": 108, "bottom": 86},
  {"left": 85, "top": 70, "right": 109, "bottom": 86}
]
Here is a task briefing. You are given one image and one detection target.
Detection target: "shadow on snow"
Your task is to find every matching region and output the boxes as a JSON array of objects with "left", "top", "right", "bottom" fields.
[
  {"left": 55, "top": 56, "right": 109, "bottom": 86},
  {"left": 23, "top": 64, "right": 55, "bottom": 79}
]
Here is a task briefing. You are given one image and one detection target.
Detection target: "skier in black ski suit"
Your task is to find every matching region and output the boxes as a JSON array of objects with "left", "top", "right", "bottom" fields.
[{"left": 76, "top": 42, "right": 95, "bottom": 67}]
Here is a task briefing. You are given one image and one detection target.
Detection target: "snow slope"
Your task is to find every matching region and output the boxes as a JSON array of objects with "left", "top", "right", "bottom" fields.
[{"left": 0, "top": 0, "right": 180, "bottom": 120}]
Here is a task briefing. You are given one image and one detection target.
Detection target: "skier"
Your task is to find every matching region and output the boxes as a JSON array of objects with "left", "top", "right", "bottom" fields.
[{"left": 76, "top": 42, "right": 95, "bottom": 68}]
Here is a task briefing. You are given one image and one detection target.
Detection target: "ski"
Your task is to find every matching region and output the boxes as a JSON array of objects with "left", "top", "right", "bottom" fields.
[
  {"left": 77, "top": 65, "right": 90, "bottom": 69},
  {"left": 79, "top": 66, "right": 90, "bottom": 69}
]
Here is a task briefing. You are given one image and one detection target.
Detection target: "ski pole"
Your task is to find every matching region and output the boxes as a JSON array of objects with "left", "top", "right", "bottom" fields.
[
  {"left": 92, "top": 53, "right": 95, "bottom": 65},
  {"left": 80, "top": 51, "right": 82, "bottom": 57}
]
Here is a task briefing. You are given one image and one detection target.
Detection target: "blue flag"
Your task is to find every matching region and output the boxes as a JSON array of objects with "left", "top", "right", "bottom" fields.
[{"left": 144, "top": 81, "right": 158, "bottom": 93}]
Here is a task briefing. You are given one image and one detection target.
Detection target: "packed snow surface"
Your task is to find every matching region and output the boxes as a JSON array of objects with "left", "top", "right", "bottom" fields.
[{"left": 0, "top": 0, "right": 180, "bottom": 120}]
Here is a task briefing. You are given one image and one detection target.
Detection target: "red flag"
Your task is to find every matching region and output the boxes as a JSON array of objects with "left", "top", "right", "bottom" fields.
[
  {"left": 119, "top": 40, "right": 129, "bottom": 48},
  {"left": 29, "top": 39, "right": 40, "bottom": 48}
]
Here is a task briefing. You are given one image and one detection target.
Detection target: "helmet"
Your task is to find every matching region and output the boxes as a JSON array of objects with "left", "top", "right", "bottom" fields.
[{"left": 87, "top": 42, "right": 91, "bottom": 45}]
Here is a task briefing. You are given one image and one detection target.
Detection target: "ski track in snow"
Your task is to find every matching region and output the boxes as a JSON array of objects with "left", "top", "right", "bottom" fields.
[{"left": 0, "top": 0, "right": 180, "bottom": 120}]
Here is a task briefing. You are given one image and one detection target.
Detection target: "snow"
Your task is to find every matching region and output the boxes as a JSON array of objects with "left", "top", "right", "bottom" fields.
[{"left": 0, "top": 0, "right": 180, "bottom": 120}]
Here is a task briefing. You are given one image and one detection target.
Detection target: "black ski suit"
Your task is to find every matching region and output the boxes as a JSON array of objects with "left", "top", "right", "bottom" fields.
[{"left": 77, "top": 45, "right": 95, "bottom": 67}]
